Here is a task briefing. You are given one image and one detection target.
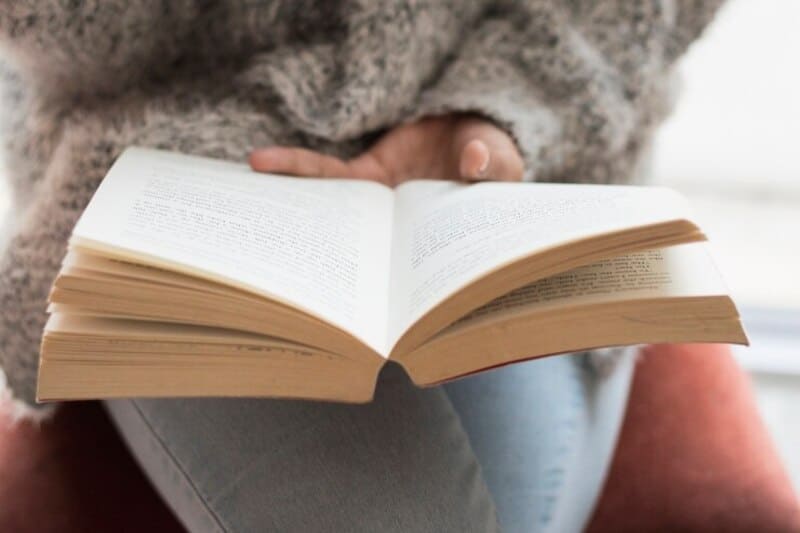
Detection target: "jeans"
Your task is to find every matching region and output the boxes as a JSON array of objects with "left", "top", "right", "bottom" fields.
[{"left": 105, "top": 350, "right": 635, "bottom": 533}]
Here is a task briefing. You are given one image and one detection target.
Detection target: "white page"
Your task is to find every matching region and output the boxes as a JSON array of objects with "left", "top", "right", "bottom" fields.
[
  {"left": 387, "top": 180, "right": 693, "bottom": 349},
  {"left": 72, "top": 147, "right": 394, "bottom": 355},
  {"left": 447, "top": 242, "right": 730, "bottom": 332}
]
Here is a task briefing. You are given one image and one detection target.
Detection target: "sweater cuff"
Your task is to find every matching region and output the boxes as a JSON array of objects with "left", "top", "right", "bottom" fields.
[{"left": 1, "top": 366, "right": 57, "bottom": 423}]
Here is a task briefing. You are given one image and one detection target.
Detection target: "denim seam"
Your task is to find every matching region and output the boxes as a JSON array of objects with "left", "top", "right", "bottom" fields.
[
  {"left": 537, "top": 354, "right": 587, "bottom": 529},
  {"left": 442, "top": 394, "right": 504, "bottom": 533},
  {"left": 131, "top": 400, "right": 229, "bottom": 533}
]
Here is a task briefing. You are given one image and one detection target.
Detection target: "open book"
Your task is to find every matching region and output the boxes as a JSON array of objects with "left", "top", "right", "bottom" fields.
[{"left": 37, "top": 147, "right": 748, "bottom": 402}]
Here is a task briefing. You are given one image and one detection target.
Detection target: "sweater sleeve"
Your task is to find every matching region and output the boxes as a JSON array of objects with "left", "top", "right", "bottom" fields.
[{"left": 411, "top": 0, "right": 725, "bottom": 183}]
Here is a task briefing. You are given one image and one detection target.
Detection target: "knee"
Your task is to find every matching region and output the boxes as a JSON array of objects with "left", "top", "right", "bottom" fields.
[{"left": 588, "top": 344, "right": 800, "bottom": 532}]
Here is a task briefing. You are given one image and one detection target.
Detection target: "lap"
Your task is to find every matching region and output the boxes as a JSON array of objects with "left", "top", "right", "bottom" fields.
[{"left": 106, "top": 351, "right": 636, "bottom": 533}]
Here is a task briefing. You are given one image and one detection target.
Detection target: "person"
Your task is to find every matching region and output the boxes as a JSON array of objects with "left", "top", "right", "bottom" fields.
[{"left": 0, "top": 1, "right": 726, "bottom": 531}]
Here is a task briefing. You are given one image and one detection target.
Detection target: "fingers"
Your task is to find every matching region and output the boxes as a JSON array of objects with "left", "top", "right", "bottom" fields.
[
  {"left": 250, "top": 114, "right": 525, "bottom": 186},
  {"left": 249, "top": 147, "right": 352, "bottom": 178},
  {"left": 454, "top": 118, "right": 524, "bottom": 182},
  {"left": 250, "top": 146, "right": 393, "bottom": 185},
  {"left": 346, "top": 152, "right": 393, "bottom": 186}
]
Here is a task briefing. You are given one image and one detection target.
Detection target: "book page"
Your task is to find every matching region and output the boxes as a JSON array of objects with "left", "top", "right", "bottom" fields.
[
  {"left": 386, "top": 179, "right": 693, "bottom": 348},
  {"left": 446, "top": 242, "right": 729, "bottom": 332},
  {"left": 71, "top": 148, "right": 394, "bottom": 354}
]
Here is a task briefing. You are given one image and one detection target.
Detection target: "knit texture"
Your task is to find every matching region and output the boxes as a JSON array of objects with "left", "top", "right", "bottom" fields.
[{"left": 0, "top": 0, "right": 722, "bottom": 409}]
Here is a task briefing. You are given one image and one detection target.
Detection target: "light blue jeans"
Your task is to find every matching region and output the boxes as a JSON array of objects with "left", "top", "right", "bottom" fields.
[{"left": 105, "top": 350, "right": 635, "bottom": 533}]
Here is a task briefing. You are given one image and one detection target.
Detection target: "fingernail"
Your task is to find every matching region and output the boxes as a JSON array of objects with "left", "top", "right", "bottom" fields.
[{"left": 477, "top": 152, "right": 490, "bottom": 177}]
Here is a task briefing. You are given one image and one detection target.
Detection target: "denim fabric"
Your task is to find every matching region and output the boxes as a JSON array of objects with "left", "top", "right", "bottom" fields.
[
  {"left": 445, "top": 350, "right": 636, "bottom": 532},
  {"left": 105, "top": 351, "right": 634, "bottom": 533}
]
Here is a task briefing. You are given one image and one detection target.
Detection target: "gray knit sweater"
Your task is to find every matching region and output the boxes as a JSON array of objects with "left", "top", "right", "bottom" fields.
[{"left": 0, "top": 0, "right": 722, "bottom": 410}]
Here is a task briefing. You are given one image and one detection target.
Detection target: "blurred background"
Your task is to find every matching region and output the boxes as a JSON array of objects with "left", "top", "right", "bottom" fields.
[
  {"left": 651, "top": 0, "right": 800, "bottom": 489},
  {"left": 0, "top": 0, "right": 796, "bottom": 491}
]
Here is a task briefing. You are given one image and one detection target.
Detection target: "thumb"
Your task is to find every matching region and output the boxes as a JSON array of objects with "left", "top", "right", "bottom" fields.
[{"left": 454, "top": 119, "right": 524, "bottom": 182}]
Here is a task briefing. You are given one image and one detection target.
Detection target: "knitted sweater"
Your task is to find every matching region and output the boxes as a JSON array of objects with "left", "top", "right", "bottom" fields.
[{"left": 0, "top": 0, "right": 722, "bottom": 410}]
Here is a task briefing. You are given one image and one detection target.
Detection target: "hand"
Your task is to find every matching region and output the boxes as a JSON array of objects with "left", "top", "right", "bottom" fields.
[{"left": 249, "top": 115, "right": 524, "bottom": 186}]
